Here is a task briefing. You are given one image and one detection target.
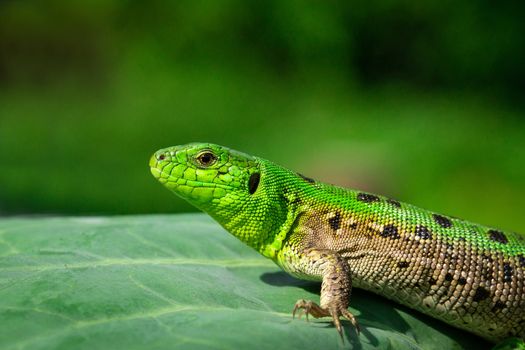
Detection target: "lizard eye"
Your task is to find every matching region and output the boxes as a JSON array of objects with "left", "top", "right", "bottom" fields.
[{"left": 196, "top": 151, "right": 217, "bottom": 167}]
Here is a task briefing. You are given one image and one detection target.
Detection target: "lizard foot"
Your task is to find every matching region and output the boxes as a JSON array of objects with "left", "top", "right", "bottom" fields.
[{"left": 292, "top": 299, "right": 360, "bottom": 340}]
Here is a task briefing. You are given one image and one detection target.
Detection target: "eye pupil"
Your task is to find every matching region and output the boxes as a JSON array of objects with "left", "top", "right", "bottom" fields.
[{"left": 197, "top": 152, "right": 216, "bottom": 166}]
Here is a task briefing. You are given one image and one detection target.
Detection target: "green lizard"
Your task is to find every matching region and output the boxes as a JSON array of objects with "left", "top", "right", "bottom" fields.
[{"left": 149, "top": 142, "right": 525, "bottom": 345}]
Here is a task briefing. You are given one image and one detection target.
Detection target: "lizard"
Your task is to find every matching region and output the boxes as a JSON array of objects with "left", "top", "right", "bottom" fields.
[{"left": 149, "top": 142, "right": 525, "bottom": 345}]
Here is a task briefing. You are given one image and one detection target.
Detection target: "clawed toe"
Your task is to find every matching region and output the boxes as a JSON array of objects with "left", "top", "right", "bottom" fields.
[
  {"left": 293, "top": 299, "right": 329, "bottom": 320},
  {"left": 341, "top": 309, "right": 360, "bottom": 335},
  {"left": 292, "top": 299, "right": 307, "bottom": 320},
  {"left": 292, "top": 299, "right": 360, "bottom": 341}
]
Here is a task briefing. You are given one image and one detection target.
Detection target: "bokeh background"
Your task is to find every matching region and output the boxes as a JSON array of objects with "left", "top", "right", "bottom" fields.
[{"left": 0, "top": 1, "right": 524, "bottom": 232}]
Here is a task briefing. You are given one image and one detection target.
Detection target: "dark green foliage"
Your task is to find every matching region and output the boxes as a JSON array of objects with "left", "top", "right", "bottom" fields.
[{"left": 0, "top": 1, "right": 524, "bottom": 237}]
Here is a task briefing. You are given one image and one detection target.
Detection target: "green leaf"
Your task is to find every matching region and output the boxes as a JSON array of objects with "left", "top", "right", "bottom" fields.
[{"left": 0, "top": 214, "right": 490, "bottom": 349}]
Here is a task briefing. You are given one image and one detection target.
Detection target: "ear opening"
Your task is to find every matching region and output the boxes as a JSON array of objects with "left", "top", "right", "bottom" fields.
[{"left": 248, "top": 172, "right": 260, "bottom": 194}]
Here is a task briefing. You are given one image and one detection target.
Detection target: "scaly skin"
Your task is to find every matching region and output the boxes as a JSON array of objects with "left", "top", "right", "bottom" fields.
[{"left": 149, "top": 143, "right": 525, "bottom": 343}]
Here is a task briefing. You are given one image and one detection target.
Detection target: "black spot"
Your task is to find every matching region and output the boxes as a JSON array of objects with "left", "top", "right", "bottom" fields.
[
  {"left": 348, "top": 222, "right": 358, "bottom": 229},
  {"left": 473, "top": 286, "right": 490, "bottom": 302},
  {"left": 380, "top": 224, "right": 400, "bottom": 239},
  {"left": 282, "top": 188, "right": 302, "bottom": 205},
  {"left": 458, "top": 277, "right": 467, "bottom": 285},
  {"left": 281, "top": 191, "right": 302, "bottom": 205},
  {"left": 492, "top": 301, "right": 506, "bottom": 312},
  {"left": 415, "top": 225, "right": 432, "bottom": 240},
  {"left": 387, "top": 198, "right": 401, "bottom": 208},
  {"left": 433, "top": 214, "right": 453, "bottom": 228},
  {"left": 488, "top": 229, "right": 508, "bottom": 244},
  {"left": 292, "top": 197, "right": 302, "bottom": 205},
  {"left": 445, "top": 273, "right": 453, "bottom": 282},
  {"left": 248, "top": 172, "right": 260, "bottom": 194},
  {"left": 503, "top": 263, "right": 513, "bottom": 282},
  {"left": 298, "top": 173, "right": 315, "bottom": 183},
  {"left": 397, "top": 261, "right": 409, "bottom": 268},
  {"left": 328, "top": 212, "right": 341, "bottom": 231},
  {"left": 428, "top": 277, "right": 437, "bottom": 286},
  {"left": 519, "top": 255, "right": 525, "bottom": 267},
  {"left": 458, "top": 237, "right": 466, "bottom": 242},
  {"left": 357, "top": 193, "right": 380, "bottom": 203}
]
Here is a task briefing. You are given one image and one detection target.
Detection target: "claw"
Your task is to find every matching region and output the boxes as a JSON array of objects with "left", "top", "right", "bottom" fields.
[
  {"left": 292, "top": 299, "right": 360, "bottom": 342},
  {"left": 292, "top": 299, "right": 305, "bottom": 319},
  {"left": 342, "top": 309, "right": 360, "bottom": 335},
  {"left": 330, "top": 308, "right": 344, "bottom": 342},
  {"left": 292, "top": 299, "right": 311, "bottom": 321}
]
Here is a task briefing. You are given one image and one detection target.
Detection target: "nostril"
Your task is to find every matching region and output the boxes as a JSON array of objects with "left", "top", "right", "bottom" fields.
[{"left": 158, "top": 154, "right": 166, "bottom": 161}]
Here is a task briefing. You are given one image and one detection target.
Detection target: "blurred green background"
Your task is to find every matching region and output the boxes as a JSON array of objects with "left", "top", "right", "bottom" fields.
[{"left": 0, "top": 1, "right": 524, "bottom": 232}]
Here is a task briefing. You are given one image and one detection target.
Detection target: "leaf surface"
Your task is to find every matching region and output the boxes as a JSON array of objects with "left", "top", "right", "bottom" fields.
[{"left": 0, "top": 214, "right": 490, "bottom": 349}]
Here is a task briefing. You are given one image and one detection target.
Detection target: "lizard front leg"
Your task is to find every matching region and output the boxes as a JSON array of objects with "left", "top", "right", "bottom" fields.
[{"left": 282, "top": 248, "right": 360, "bottom": 339}]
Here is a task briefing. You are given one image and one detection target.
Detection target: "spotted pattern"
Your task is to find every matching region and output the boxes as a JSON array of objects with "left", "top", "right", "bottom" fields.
[
  {"left": 473, "top": 286, "right": 490, "bottom": 302},
  {"left": 386, "top": 198, "right": 401, "bottom": 208},
  {"left": 432, "top": 214, "right": 453, "bottom": 228},
  {"left": 397, "top": 261, "right": 409, "bottom": 268},
  {"left": 328, "top": 212, "right": 341, "bottom": 231},
  {"left": 286, "top": 194, "right": 525, "bottom": 342},
  {"left": 415, "top": 225, "right": 432, "bottom": 240},
  {"left": 488, "top": 229, "right": 508, "bottom": 244},
  {"left": 503, "top": 263, "right": 513, "bottom": 282},
  {"left": 380, "top": 224, "right": 400, "bottom": 239},
  {"left": 291, "top": 205, "right": 525, "bottom": 342},
  {"left": 357, "top": 193, "right": 380, "bottom": 203}
]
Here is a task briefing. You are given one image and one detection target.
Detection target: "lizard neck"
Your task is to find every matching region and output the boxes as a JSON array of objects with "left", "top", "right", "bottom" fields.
[{"left": 217, "top": 159, "right": 300, "bottom": 259}]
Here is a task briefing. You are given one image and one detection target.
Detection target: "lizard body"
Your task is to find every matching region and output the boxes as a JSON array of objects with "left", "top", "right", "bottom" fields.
[{"left": 150, "top": 143, "right": 525, "bottom": 343}]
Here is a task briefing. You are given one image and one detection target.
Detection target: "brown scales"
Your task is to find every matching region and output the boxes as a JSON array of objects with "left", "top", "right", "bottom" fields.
[{"left": 283, "top": 208, "right": 525, "bottom": 342}]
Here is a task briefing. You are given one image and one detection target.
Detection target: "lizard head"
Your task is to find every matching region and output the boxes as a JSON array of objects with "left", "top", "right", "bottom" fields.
[
  {"left": 150, "top": 142, "right": 262, "bottom": 220},
  {"left": 150, "top": 142, "right": 295, "bottom": 252}
]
